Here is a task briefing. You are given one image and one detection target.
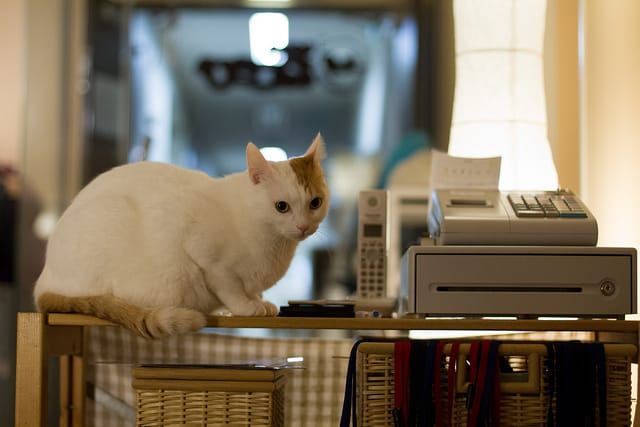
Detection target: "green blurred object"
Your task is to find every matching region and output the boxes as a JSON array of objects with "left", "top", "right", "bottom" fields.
[{"left": 377, "top": 129, "right": 431, "bottom": 189}]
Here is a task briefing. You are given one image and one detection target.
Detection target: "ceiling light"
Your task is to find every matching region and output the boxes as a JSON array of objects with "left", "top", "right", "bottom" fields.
[
  {"left": 260, "top": 146, "right": 288, "bottom": 162},
  {"left": 249, "top": 12, "right": 289, "bottom": 67}
]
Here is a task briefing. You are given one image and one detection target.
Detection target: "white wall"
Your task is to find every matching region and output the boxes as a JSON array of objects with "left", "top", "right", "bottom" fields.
[
  {"left": 582, "top": 2, "right": 640, "bottom": 408},
  {"left": 582, "top": 1, "right": 640, "bottom": 252},
  {"left": 0, "top": 0, "right": 24, "bottom": 165},
  {"left": 582, "top": 0, "right": 640, "bottom": 405}
]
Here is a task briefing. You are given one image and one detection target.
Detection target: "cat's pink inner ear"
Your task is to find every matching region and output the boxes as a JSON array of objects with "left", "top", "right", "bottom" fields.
[
  {"left": 305, "top": 133, "right": 326, "bottom": 161},
  {"left": 246, "top": 142, "right": 272, "bottom": 184}
]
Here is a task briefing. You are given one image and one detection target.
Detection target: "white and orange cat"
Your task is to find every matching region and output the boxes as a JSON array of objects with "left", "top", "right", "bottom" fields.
[{"left": 34, "top": 134, "right": 330, "bottom": 338}]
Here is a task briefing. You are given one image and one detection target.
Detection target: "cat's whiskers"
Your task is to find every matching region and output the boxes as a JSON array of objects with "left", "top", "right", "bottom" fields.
[
  {"left": 304, "top": 227, "right": 331, "bottom": 246},
  {"left": 315, "top": 222, "right": 333, "bottom": 238}
]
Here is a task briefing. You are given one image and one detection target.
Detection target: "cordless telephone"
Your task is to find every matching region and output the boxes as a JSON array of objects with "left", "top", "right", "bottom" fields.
[{"left": 357, "top": 190, "right": 389, "bottom": 298}]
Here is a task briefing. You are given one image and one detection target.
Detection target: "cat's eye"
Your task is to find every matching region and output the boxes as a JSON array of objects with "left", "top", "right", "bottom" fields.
[
  {"left": 309, "top": 197, "right": 323, "bottom": 210},
  {"left": 275, "top": 201, "right": 290, "bottom": 213}
]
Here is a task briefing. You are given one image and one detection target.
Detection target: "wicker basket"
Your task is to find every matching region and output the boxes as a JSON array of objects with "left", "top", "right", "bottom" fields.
[
  {"left": 132, "top": 365, "right": 287, "bottom": 426},
  {"left": 356, "top": 342, "right": 636, "bottom": 427}
]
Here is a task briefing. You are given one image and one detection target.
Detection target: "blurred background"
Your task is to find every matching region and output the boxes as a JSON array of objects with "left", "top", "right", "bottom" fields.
[
  {"left": 1, "top": 1, "right": 452, "bottom": 422},
  {"left": 66, "top": 1, "right": 448, "bottom": 306},
  {"left": 3, "top": 0, "right": 640, "bottom": 424}
]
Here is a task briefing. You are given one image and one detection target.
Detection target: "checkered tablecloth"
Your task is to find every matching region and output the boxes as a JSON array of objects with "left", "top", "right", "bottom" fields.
[
  {"left": 85, "top": 326, "right": 356, "bottom": 426},
  {"left": 84, "top": 325, "right": 596, "bottom": 426}
]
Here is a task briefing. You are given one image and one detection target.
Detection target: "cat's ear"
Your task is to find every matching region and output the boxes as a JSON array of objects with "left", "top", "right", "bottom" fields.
[
  {"left": 304, "top": 132, "right": 326, "bottom": 162},
  {"left": 246, "top": 142, "right": 272, "bottom": 185}
]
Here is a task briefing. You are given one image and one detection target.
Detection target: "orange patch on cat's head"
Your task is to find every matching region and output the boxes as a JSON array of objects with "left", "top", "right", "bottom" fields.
[
  {"left": 289, "top": 156, "right": 327, "bottom": 196},
  {"left": 289, "top": 133, "right": 328, "bottom": 196}
]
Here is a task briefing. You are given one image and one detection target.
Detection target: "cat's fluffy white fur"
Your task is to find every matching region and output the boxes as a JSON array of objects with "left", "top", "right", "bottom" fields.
[{"left": 34, "top": 134, "right": 330, "bottom": 338}]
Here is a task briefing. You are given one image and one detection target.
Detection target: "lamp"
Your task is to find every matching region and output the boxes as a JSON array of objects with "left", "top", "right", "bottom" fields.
[{"left": 448, "top": 0, "right": 558, "bottom": 191}]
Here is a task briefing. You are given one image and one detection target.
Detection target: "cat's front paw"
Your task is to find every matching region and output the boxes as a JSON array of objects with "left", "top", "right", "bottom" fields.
[
  {"left": 262, "top": 300, "right": 278, "bottom": 317},
  {"left": 239, "top": 299, "right": 278, "bottom": 316}
]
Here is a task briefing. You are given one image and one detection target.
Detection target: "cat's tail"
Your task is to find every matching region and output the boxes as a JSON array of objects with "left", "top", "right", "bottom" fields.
[{"left": 36, "top": 292, "right": 207, "bottom": 339}]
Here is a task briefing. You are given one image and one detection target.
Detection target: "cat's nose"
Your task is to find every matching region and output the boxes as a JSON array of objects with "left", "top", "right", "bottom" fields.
[{"left": 297, "top": 224, "right": 309, "bottom": 235}]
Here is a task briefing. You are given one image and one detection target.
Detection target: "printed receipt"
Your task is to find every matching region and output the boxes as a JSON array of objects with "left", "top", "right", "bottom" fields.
[{"left": 429, "top": 150, "right": 501, "bottom": 190}]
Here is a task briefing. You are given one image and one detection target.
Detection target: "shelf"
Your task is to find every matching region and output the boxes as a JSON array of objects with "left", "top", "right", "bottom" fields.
[
  {"left": 45, "top": 313, "right": 640, "bottom": 333},
  {"left": 16, "top": 312, "right": 640, "bottom": 427}
]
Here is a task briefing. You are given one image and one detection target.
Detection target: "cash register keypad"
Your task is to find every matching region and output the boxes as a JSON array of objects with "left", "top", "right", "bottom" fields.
[{"left": 507, "top": 191, "right": 588, "bottom": 218}]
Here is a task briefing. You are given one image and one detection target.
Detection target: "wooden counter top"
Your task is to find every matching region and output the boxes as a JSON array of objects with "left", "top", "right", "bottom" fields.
[{"left": 46, "top": 313, "right": 640, "bottom": 333}]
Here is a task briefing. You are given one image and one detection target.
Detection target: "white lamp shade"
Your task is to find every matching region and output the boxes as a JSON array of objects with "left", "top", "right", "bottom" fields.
[{"left": 449, "top": 0, "right": 558, "bottom": 190}]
